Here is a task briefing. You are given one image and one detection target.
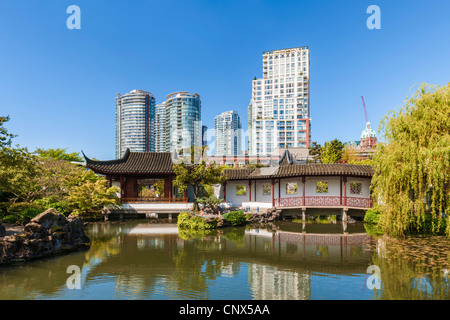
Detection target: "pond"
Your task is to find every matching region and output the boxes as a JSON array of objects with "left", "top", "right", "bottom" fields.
[{"left": 0, "top": 219, "right": 449, "bottom": 300}]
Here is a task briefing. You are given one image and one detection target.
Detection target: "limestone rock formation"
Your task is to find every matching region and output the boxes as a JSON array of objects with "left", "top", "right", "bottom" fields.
[
  {"left": 248, "top": 208, "right": 282, "bottom": 223},
  {"left": 0, "top": 221, "right": 5, "bottom": 237},
  {"left": 0, "top": 208, "right": 90, "bottom": 265}
]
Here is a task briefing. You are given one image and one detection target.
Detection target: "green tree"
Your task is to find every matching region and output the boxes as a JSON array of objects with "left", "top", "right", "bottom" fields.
[
  {"left": 0, "top": 146, "right": 41, "bottom": 202},
  {"left": 320, "top": 139, "right": 344, "bottom": 163},
  {"left": 154, "top": 179, "right": 165, "bottom": 197},
  {"left": 173, "top": 160, "right": 227, "bottom": 211},
  {"left": 371, "top": 83, "right": 450, "bottom": 237},
  {"left": 308, "top": 141, "right": 322, "bottom": 162},
  {"left": 66, "top": 170, "right": 120, "bottom": 219},
  {"left": 0, "top": 116, "right": 17, "bottom": 147},
  {"left": 34, "top": 147, "right": 83, "bottom": 162}
]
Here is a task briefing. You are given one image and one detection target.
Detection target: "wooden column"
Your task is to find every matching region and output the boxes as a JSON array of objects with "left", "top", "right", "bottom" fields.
[
  {"left": 223, "top": 181, "right": 227, "bottom": 202},
  {"left": 119, "top": 175, "right": 124, "bottom": 202},
  {"left": 340, "top": 176, "right": 343, "bottom": 205},
  {"left": 302, "top": 176, "right": 306, "bottom": 206},
  {"left": 278, "top": 179, "right": 281, "bottom": 200},
  {"left": 164, "top": 177, "right": 172, "bottom": 200},
  {"left": 343, "top": 176, "right": 347, "bottom": 206},
  {"left": 248, "top": 180, "right": 252, "bottom": 202},
  {"left": 271, "top": 179, "right": 275, "bottom": 206}
]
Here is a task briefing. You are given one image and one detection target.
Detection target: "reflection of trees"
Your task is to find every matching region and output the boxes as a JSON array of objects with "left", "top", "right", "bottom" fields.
[
  {"left": 370, "top": 236, "right": 450, "bottom": 299},
  {"left": 84, "top": 236, "right": 121, "bottom": 262},
  {"left": 0, "top": 249, "right": 88, "bottom": 299},
  {"left": 350, "top": 245, "right": 363, "bottom": 257},
  {"left": 222, "top": 227, "right": 246, "bottom": 246},
  {"left": 317, "top": 245, "right": 329, "bottom": 257}
]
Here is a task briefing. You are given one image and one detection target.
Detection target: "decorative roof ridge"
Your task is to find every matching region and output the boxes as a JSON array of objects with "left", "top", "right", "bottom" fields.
[
  {"left": 278, "top": 149, "right": 303, "bottom": 166},
  {"left": 82, "top": 148, "right": 131, "bottom": 166}
]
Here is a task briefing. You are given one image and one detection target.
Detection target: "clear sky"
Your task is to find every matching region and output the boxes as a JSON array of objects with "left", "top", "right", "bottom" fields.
[{"left": 1, "top": 0, "right": 449, "bottom": 160}]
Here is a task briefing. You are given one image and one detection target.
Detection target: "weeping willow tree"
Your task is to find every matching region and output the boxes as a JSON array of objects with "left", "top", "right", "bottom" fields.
[{"left": 371, "top": 83, "right": 450, "bottom": 237}]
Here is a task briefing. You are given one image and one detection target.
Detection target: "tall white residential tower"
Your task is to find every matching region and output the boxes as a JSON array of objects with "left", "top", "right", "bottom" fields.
[
  {"left": 214, "top": 110, "right": 242, "bottom": 156},
  {"left": 248, "top": 47, "right": 311, "bottom": 156}
]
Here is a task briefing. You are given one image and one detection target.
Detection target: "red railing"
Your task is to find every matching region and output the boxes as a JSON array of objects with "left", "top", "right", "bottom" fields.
[
  {"left": 120, "top": 197, "right": 188, "bottom": 203},
  {"left": 346, "top": 197, "right": 372, "bottom": 208},
  {"left": 275, "top": 196, "right": 372, "bottom": 208}
]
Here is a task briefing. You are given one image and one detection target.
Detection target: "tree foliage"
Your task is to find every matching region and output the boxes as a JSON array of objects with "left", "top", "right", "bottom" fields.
[
  {"left": 0, "top": 116, "right": 17, "bottom": 148},
  {"left": 320, "top": 139, "right": 344, "bottom": 164},
  {"left": 34, "top": 147, "right": 83, "bottom": 162},
  {"left": 308, "top": 141, "right": 322, "bottom": 162},
  {"left": 0, "top": 146, "right": 41, "bottom": 202},
  {"left": 173, "top": 159, "right": 227, "bottom": 211},
  {"left": 66, "top": 170, "right": 120, "bottom": 219},
  {"left": 371, "top": 83, "right": 450, "bottom": 237}
]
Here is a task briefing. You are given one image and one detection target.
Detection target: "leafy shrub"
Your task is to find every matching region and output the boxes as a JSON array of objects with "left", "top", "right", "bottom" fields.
[
  {"left": 34, "top": 197, "right": 71, "bottom": 216},
  {"left": 364, "top": 208, "right": 381, "bottom": 224},
  {"left": 223, "top": 210, "right": 246, "bottom": 226},
  {"left": 0, "top": 202, "right": 11, "bottom": 219},
  {"left": 2, "top": 214, "right": 19, "bottom": 224},
  {"left": 6, "top": 202, "right": 45, "bottom": 224},
  {"left": 197, "top": 195, "right": 223, "bottom": 207},
  {"left": 177, "top": 211, "right": 218, "bottom": 230}
]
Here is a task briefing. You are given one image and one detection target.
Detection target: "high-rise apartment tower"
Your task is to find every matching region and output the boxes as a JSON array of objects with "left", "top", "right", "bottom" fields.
[
  {"left": 214, "top": 110, "right": 242, "bottom": 156},
  {"left": 115, "top": 89, "right": 156, "bottom": 158},
  {"left": 163, "top": 91, "right": 202, "bottom": 153},
  {"left": 248, "top": 47, "right": 311, "bottom": 156}
]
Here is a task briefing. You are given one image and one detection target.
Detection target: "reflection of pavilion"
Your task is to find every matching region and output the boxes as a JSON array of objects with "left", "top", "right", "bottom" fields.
[
  {"left": 71, "top": 223, "right": 373, "bottom": 299},
  {"left": 244, "top": 228, "right": 370, "bottom": 300}
]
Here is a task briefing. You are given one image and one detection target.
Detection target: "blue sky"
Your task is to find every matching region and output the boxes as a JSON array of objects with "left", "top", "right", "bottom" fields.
[{"left": 1, "top": 0, "right": 449, "bottom": 160}]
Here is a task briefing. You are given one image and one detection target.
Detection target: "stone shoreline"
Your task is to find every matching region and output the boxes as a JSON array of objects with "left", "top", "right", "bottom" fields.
[
  {"left": 0, "top": 208, "right": 90, "bottom": 266},
  {"left": 0, "top": 223, "right": 24, "bottom": 237}
]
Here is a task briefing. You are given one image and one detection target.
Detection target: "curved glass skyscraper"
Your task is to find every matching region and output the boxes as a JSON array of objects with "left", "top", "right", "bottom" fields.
[
  {"left": 115, "top": 89, "right": 156, "bottom": 158},
  {"left": 162, "top": 91, "right": 202, "bottom": 153}
]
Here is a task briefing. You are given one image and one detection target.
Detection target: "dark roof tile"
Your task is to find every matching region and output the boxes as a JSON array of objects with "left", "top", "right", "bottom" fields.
[
  {"left": 224, "top": 163, "right": 373, "bottom": 180},
  {"left": 84, "top": 149, "right": 174, "bottom": 174}
]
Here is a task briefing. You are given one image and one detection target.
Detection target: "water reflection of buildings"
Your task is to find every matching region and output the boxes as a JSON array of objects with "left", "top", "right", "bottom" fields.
[{"left": 249, "top": 264, "right": 311, "bottom": 300}]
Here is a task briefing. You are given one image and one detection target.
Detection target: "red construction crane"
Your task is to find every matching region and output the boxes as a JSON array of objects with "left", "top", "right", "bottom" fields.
[
  {"left": 360, "top": 96, "right": 374, "bottom": 148},
  {"left": 361, "top": 96, "right": 369, "bottom": 124}
]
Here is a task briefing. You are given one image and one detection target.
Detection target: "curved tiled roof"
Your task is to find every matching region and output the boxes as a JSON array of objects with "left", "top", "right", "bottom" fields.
[
  {"left": 83, "top": 149, "right": 373, "bottom": 179},
  {"left": 223, "top": 163, "right": 373, "bottom": 180},
  {"left": 222, "top": 168, "right": 255, "bottom": 180},
  {"left": 222, "top": 150, "right": 373, "bottom": 180},
  {"left": 83, "top": 149, "right": 174, "bottom": 174}
]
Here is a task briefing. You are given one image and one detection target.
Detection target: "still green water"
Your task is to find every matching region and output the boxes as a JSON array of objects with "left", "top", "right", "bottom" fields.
[{"left": 1, "top": 219, "right": 449, "bottom": 300}]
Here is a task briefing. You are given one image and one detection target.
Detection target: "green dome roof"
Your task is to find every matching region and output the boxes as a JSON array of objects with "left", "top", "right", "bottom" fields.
[{"left": 361, "top": 122, "right": 377, "bottom": 139}]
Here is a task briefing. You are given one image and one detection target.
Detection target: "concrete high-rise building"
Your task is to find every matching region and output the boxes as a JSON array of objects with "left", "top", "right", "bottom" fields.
[
  {"left": 115, "top": 89, "right": 156, "bottom": 158},
  {"left": 163, "top": 91, "right": 202, "bottom": 153},
  {"left": 154, "top": 103, "right": 166, "bottom": 153},
  {"left": 248, "top": 47, "right": 311, "bottom": 156},
  {"left": 214, "top": 110, "right": 242, "bottom": 156},
  {"left": 202, "top": 125, "right": 208, "bottom": 147}
]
